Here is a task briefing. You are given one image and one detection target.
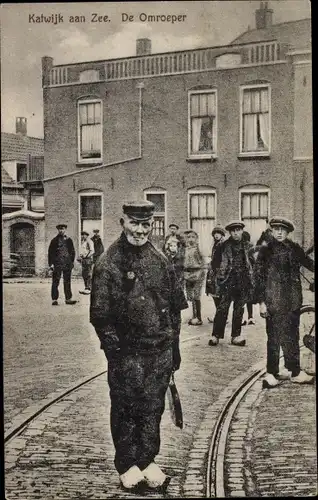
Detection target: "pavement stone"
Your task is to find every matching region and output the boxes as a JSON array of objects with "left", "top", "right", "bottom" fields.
[
  {"left": 224, "top": 367, "right": 316, "bottom": 497},
  {"left": 4, "top": 282, "right": 315, "bottom": 498},
  {"left": 5, "top": 292, "right": 270, "bottom": 498}
]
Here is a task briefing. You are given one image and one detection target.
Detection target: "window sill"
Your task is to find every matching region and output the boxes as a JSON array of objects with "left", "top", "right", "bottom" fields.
[
  {"left": 237, "top": 152, "right": 270, "bottom": 160},
  {"left": 76, "top": 161, "right": 103, "bottom": 168},
  {"left": 186, "top": 156, "right": 218, "bottom": 163}
]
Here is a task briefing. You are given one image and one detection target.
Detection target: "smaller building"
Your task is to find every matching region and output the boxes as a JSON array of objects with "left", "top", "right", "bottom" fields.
[{"left": 2, "top": 118, "right": 46, "bottom": 276}]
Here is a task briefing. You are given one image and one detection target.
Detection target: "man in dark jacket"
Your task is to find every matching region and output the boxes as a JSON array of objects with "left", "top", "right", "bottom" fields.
[
  {"left": 91, "top": 229, "right": 104, "bottom": 264},
  {"left": 254, "top": 217, "right": 315, "bottom": 388},
  {"left": 208, "top": 220, "right": 254, "bottom": 347},
  {"left": 48, "top": 224, "right": 76, "bottom": 305},
  {"left": 90, "top": 201, "right": 186, "bottom": 493},
  {"left": 206, "top": 225, "right": 226, "bottom": 322}
]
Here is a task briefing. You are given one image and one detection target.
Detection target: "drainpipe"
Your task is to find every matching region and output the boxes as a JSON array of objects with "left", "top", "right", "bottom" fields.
[
  {"left": 301, "top": 167, "right": 306, "bottom": 248},
  {"left": 27, "top": 188, "right": 32, "bottom": 211},
  {"left": 136, "top": 82, "right": 144, "bottom": 157}
]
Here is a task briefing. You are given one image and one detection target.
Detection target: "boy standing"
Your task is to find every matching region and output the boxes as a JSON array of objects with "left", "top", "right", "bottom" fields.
[{"left": 254, "top": 217, "right": 315, "bottom": 387}]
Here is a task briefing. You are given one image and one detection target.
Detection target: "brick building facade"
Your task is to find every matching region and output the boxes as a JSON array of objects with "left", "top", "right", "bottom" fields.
[{"left": 42, "top": 4, "right": 313, "bottom": 259}]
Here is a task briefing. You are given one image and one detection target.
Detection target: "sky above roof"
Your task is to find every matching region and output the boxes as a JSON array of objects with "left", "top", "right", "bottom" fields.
[{"left": 1, "top": 1, "right": 311, "bottom": 138}]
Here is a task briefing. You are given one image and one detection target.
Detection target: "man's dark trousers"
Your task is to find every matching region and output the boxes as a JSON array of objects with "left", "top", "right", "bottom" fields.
[
  {"left": 265, "top": 309, "right": 300, "bottom": 376},
  {"left": 106, "top": 347, "right": 173, "bottom": 474},
  {"left": 51, "top": 267, "right": 72, "bottom": 301},
  {"left": 212, "top": 287, "right": 245, "bottom": 338},
  {"left": 82, "top": 258, "right": 93, "bottom": 289}
]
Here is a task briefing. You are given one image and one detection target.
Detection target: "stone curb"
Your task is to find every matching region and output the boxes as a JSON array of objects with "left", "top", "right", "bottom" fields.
[{"left": 182, "top": 358, "right": 266, "bottom": 497}]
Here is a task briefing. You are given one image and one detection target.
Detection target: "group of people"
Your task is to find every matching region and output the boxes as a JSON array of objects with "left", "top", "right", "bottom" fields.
[
  {"left": 166, "top": 217, "right": 314, "bottom": 388},
  {"left": 48, "top": 201, "right": 314, "bottom": 494},
  {"left": 48, "top": 224, "right": 104, "bottom": 304},
  {"left": 162, "top": 218, "right": 315, "bottom": 388}
]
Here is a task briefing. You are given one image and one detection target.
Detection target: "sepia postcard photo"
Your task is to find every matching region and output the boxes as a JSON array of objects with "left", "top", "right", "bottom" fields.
[{"left": 2, "top": 1, "right": 315, "bottom": 498}]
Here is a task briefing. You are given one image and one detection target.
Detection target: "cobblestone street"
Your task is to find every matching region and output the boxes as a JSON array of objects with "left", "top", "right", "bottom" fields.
[
  {"left": 4, "top": 280, "right": 316, "bottom": 498},
  {"left": 3, "top": 281, "right": 105, "bottom": 428}
]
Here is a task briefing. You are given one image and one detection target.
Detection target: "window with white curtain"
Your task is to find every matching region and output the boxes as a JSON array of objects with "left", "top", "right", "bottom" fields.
[
  {"left": 189, "top": 90, "right": 217, "bottom": 157},
  {"left": 79, "top": 192, "right": 103, "bottom": 243},
  {"left": 78, "top": 100, "right": 102, "bottom": 161},
  {"left": 189, "top": 191, "right": 216, "bottom": 258},
  {"left": 240, "top": 191, "right": 269, "bottom": 243},
  {"left": 240, "top": 85, "right": 270, "bottom": 155}
]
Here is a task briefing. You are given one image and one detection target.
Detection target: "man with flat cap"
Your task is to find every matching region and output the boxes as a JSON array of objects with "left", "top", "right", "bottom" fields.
[
  {"left": 78, "top": 230, "right": 95, "bottom": 294},
  {"left": 254, "top": 217, "right": 315, "bottom": 388},
  {"left": 206, "top": 225, "right": 226, "bottom": 323},
  {"left": 90, "top": 201, "right": 186, "bottom": 493},
  {"left": 209, "top": 220, "right": 254, "bottom": 346},
  {"left": 48, "top": 224, "right": 76, "bottom": 305},
  {"left": 91, "top": 229, "right": 104, "bottom": 264}
]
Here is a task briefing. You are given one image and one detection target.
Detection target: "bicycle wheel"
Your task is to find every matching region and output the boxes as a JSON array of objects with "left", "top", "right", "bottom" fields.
[{"left": 299, "top": 305, "right": 315, "bottom": 374}]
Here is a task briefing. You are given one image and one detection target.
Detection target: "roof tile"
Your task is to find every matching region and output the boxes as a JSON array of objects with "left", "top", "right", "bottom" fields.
[{"left": 1, "top": 132, "right": 44, "bottom": 162}]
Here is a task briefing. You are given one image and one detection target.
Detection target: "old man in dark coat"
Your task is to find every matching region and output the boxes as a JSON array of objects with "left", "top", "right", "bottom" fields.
[{"left": 90, "top": 201, "right": 186, "bottom": 494}]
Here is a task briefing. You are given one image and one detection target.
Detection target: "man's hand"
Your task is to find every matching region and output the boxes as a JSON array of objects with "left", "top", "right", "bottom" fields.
[
  {"left": 259, "top": 302, "right": 268, "bottom": 318},
  {"left": 96, "top": 329, "right": 120, "bottom": 357}
]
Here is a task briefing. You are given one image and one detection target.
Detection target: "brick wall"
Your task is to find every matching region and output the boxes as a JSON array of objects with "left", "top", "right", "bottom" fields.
[{"left": 44, "top": 61, "right": 305, "bottom": 251}]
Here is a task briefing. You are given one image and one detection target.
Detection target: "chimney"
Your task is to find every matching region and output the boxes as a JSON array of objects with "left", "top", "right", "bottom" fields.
[
  {"left": 255, "top": 1, "right": 273, "bottom": 30},
  {"left": 16, "top": 117, "right": 27, "bottom": 136},
  {"left": 136, "top": 38, "right": 151, "bottom": 56},
  {"left": 42, "top": 56, "right": 54, "bottom": 87}
]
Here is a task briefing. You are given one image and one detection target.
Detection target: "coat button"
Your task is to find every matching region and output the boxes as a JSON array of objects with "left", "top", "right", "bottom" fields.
[
  {"left": 162, "top": 308, "right": 166, "bottom": 313},
  {"left": 140, "top": 296, "right": 145, "bottom": 300}
]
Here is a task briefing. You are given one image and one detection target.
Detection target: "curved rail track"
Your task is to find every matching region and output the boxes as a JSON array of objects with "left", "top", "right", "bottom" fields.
[
  {"left": 205, "top": 335, "right": 314, "bottom": 497},
  {"left": 4, "top": 333, "right": 205, "bottom": 445},
  {"left": 5, "top": 324, "right": 314, "bottom": 498},
  {"left": 206, "top": 367, "right": 265, "bottom": 497}
]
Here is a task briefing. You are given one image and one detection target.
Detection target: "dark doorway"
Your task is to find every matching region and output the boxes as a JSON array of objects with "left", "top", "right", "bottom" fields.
[{"left": 10, "top": 222, "right": 35, "bottom": 275}]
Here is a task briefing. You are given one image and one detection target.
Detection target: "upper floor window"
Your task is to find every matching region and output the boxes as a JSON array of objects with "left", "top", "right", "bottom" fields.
[
  {"left": 189, "top": 90, "right": 217, "bottom": 158},
  {"left": 240, "top": 85, "right": 270, "bottom": 156},
  {"left": 78, "top": 100, "right": 102, "bottom": 162}
]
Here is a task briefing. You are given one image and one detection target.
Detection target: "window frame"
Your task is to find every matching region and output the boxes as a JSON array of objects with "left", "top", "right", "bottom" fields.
[
  {"left": 188, "top": 89, "right": 218, "bottom": 159},
  {"left": 144, "top": 189, "right": 167, "bottom": 238},
  {"left": 77, "top": 98, "right": 103, "bottom": 164},
  {"left": 239, "top": 83, "right": 271, "bottom": 157},
  {"left": 78, "top": 190, "right": 103, "bottom": 249},
  {"left": 187, "top": 188, "right": 217, "bottom": 227},
  {"left": 239, "top": 187, "right": 271, "bottom": 226}
]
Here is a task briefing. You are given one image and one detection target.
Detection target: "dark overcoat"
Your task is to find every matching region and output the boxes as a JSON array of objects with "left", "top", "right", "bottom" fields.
[
  {"left": 48, "top": 235, "right": 75, "bottom": 268},
  {"left": 206, "top": 239, "right": 224, "bottom": 296},
  {"left": 213, "top": 238, "right": 254, "bottom": 301},
  {"left": 91, "top": 235, "right": 105, "bottom": 262},
  {"left": 253, "top": 238, "right": 315, "bottom": 315},
  {"left": 90, "top": 232, "right": 186, "bottom": 356}
]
